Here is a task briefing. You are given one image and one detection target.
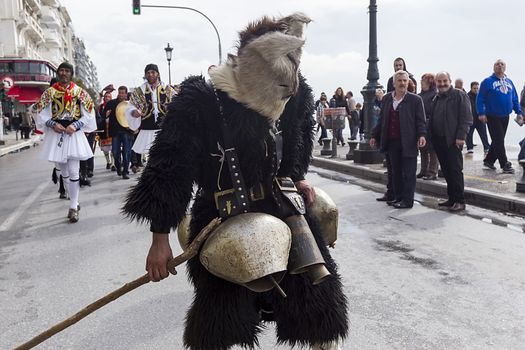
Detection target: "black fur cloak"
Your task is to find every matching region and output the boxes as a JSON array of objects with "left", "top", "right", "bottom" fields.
[{"left": 124, "top": 74, "right": 348, "bottom": 349}]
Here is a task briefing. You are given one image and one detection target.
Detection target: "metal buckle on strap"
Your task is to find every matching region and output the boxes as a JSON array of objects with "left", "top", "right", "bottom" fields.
[
  {"left": 274, "top": 177, "right": 297, "bottom": 192},
  {"left": 249, "top": 183, "right": 265, "bottom": 201},
  {"left": 214, "top": 188, "right": 235, "bottom": 210}
]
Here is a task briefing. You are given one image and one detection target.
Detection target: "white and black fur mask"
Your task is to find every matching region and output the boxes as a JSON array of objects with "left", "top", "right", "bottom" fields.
[{"left": 209, "top": 13, "right": 311, "bottom": 122}]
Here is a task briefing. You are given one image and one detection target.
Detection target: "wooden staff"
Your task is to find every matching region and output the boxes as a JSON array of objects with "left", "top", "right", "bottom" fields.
[{"left": 14, "top": 217, "right": 221, "bottom": 350}]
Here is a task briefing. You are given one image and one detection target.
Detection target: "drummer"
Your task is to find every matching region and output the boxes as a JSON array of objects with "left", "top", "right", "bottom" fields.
[
  {"left": 125, "top": 63, "right": 176, "bottom": 157},
  {"left": 104, "top": 86, "right": 133, "bottom": 180}
]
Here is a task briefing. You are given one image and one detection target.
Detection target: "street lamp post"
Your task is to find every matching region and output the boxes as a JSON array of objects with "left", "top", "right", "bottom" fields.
[
  {"left": 353, "top": 0, "right": 384, "bottom": 164},
  {"left": 164, "top": 43, "right": 173, "bottom": 85},
  {"left": 142, "top": 5, "right": 222, "bottom": 65}
]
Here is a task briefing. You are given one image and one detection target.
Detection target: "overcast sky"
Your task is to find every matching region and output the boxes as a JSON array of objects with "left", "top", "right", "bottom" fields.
[{"left": 61, "top": 0, "right": 525, "bottom": 101}]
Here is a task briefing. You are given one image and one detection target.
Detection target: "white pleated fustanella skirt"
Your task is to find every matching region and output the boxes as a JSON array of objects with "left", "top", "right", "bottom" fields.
[
  {"left": 132, "top": 129, "right": 159, "bottom": 154},
  {"left": 41, "top": 131, "right": 93, "bottom": 163}
]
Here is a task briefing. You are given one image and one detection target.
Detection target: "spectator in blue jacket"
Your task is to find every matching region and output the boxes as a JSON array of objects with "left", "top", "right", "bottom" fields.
[{"left": 476, "top": 59, "right": 523, "bottom": 174}]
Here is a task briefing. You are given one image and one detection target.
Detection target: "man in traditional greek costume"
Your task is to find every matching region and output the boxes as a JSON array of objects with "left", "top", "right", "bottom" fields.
[
  {"left": 126, "top": 64, "right": 176, "bottom": 156},
  {"left": 34, "top": 62, "right": 96, "bottom": 223}
]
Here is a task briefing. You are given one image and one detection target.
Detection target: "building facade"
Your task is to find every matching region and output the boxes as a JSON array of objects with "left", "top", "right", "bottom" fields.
[
  {"left": 0, "top": 0, "right": 99, "bottom": 115},
  {"left": 72, "top": 35, "right": 100, "bottom": 94}
]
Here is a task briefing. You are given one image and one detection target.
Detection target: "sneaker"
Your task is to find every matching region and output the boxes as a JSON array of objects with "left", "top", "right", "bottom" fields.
[
  {"left": 502, "top": 162, "right": 515, "bottom": 174},
  {"left": 423, "top": 175, "right": 437, "bottom": 180},
  {"left": 106, "top": 163, "right": 111, "bottom": 170},
  {"left": 483, "top": 161, "right": 496, "bottom": 170},
  {"left": 59, "top": 192, "right": 67, "bottom": 199},
  {"left": 466, "top": 149, "right": 474, "bottom": 154}
]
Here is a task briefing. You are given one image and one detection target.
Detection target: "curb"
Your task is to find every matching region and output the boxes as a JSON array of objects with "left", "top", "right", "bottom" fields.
[
  {"left": 312, "top": 156, "right": 525, "bottom": 216},
  {"left": 0, "top": 136, "right": 39, "bottom": 157}
]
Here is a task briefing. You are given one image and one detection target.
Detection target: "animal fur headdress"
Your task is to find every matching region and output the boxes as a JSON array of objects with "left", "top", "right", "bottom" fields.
[{"left": 209, "top": 13, "right": 311, "bottom": 121}]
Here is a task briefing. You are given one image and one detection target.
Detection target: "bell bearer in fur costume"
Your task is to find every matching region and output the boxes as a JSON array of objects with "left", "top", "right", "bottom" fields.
[{"left": 124, "top": 13, "right": 348, "bottom": 350}]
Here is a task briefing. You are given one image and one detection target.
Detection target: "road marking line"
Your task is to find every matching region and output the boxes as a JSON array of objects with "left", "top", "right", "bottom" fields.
[{"left": 0, "top": 181, "right": 49, "bottom": 232}]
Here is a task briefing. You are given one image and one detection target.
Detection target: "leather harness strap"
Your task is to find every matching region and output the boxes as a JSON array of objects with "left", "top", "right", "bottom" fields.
[{"left": 213, "top": 88, "right": 251, "bottom": 217}]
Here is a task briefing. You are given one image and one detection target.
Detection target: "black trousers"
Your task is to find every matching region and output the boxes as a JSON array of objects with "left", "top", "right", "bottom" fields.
[
  {"left": 484, "top": 116, "right": 509, "bottom": 168},
  {"left": 131, "top": 133, "right": 143, "bottom": 167},
  {"left": 466, "top": 117, "right": 490, "bottom": 151},
  {"left": 20, "top": 126, "right": 31, "bottom": 139},
  {"left": 131, "top": 150, "right": 143, "bottom": 167},
  {"left": 80, "top": 132, "right": 96, "bottom": 174},
  {"left": 433, "top": 135, "right": 465, "bottom": 204},
  {"left": 385, "top": 156, "right": 394, "bottom": 199},
  {"left": 386, "top": 139, "right": 417, "bottom": 205}
]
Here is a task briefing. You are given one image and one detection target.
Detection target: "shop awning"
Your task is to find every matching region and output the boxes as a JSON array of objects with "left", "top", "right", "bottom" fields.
[{"left": 7, "top": 86, "right": 43, "bottom": 104}]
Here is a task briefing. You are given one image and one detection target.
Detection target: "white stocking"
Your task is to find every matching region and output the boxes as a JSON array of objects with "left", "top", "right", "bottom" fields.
[{"left": 60, "top": 160, "right": 80, "bottom": 209}]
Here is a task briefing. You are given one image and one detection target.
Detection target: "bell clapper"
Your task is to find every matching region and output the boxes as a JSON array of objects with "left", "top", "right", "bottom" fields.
[{"left": 269, "top": 275, "right": 287, "bottom": 298}]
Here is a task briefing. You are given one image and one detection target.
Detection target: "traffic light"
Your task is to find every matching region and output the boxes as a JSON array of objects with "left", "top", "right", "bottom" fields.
[{"left": 132, "top": 0, "right": 141, "bottom": 15}]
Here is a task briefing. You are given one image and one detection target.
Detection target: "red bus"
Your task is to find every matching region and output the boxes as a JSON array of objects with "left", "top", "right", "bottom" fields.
[{"left": 0, "top": 58, "right": 57, "bottom": 106}]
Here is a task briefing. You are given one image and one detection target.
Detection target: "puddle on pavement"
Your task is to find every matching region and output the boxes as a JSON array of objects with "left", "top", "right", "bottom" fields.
[
  {"left": 374, "top": 239, "right": 438, "bottom": 270},
  {"left": 374, "top": 239, "right": 413, "bottom": 253},
  {"left": 374, "top": 239, "right": 469, "bottom": 285}
]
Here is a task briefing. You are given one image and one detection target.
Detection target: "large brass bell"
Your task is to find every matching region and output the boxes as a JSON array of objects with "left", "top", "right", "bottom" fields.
[
  {"left": 284, "top": 215, "right": 331, "bottom": 285},
  {"left": 199, "top": 213, "right": 291, "bottom": 296},
  {"left": 309, "top": 187, "right": 338, "bottom": 248},
  {"left": 176, "top": 213, "right": 192, "bottom": 250}
]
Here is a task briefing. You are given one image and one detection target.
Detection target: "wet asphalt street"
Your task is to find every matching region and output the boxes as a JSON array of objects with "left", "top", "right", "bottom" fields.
[{"left": 1, "top": 146, "right": 524, "bottom": 350}]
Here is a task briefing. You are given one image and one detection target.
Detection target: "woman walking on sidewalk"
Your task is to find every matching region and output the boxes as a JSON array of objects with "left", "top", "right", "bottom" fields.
[{"left": 330, "top": 87, "right": 349, "bottom": 146}]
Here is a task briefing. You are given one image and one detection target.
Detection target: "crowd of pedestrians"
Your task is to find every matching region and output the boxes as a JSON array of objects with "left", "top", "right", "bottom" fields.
[
  {"left": 1, "top": 110, "right": 35, "bottom": 140},
  {"left": 315, "top": 57, "right": 525, "bottom": 212},
  {"left": 4, "top": 57, "right": 525, "bottom": 219}
]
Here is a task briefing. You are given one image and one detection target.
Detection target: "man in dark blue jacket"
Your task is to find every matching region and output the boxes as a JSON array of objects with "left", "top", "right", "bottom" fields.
[
  {"left": 371, "top": 70, "right": 427, "bottom": 209},
  {"left": 477, "top": 59, "right": 523, "bottom": 173}
]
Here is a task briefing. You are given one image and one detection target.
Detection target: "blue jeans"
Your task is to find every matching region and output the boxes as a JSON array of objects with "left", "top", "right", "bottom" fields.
[{"left": 112, "top": 132, "right": 133, "bottom": 174}]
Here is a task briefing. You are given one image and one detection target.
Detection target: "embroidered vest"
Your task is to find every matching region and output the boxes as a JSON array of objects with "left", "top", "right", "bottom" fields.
[{"left": 130, "top": 84, "right": 175, "bottom": 130}]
